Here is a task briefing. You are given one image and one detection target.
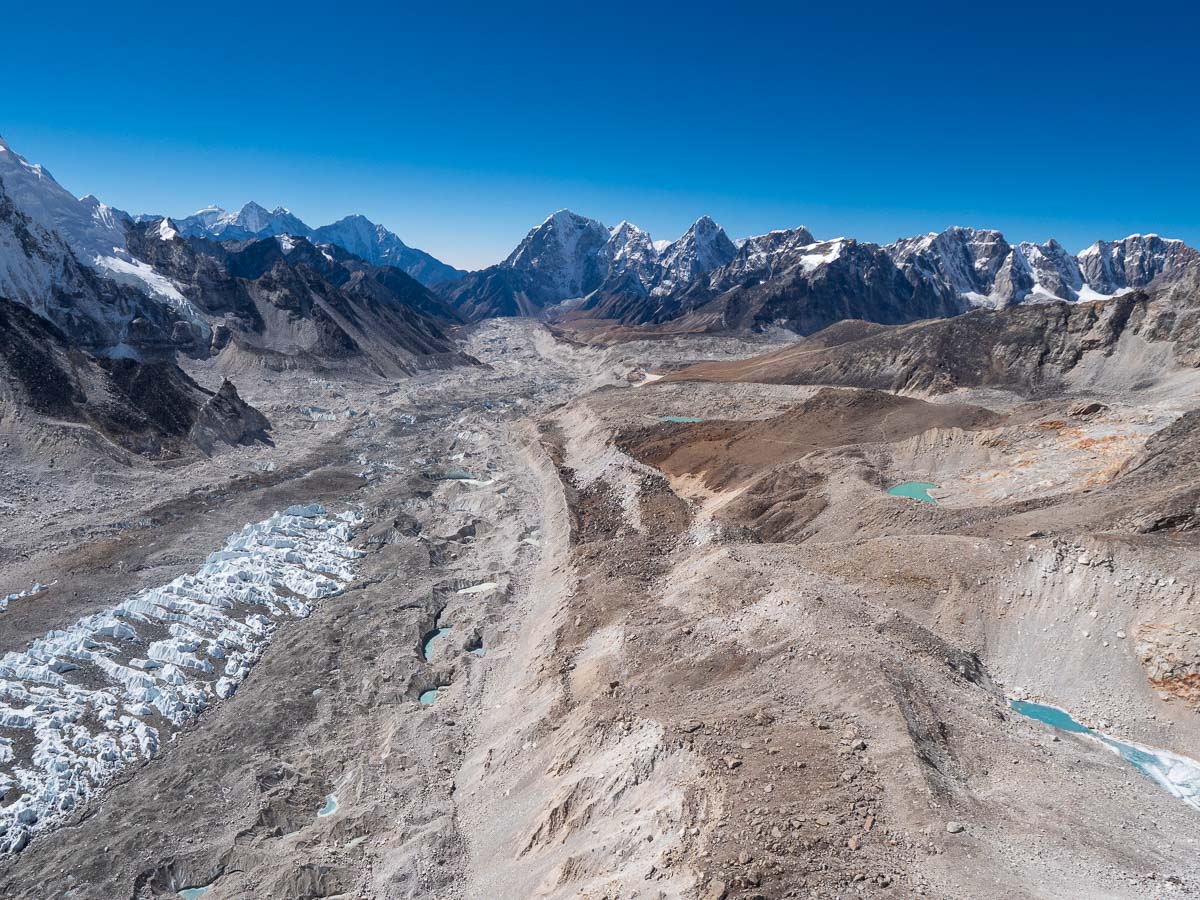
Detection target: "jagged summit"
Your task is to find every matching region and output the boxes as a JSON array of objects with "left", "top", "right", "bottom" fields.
[
  {"left": 172, "top": 202, "right": 462, "bottom": 285},
  {"left": 438, "top": 207, "right": 1199, "bottom": 329}
]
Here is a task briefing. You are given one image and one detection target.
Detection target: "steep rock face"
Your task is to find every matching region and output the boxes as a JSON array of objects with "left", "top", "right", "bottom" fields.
[
  {"left": 1017, "top": 239, "right": 1086, "bottom": 301},
  {"left": 438, "top": 266, "right": 543, "bottom": 320},
  {"left": 618, "top": 237, "right": 960, "bottom": 336},
  {"left": 310, "top": 215, "right": 465, "bottom": 285},
  {"left": 670, "top": 269, "right": 1200, "bottom": 395},
  {"left": 0, "top": 139, "right": 206, "bottom": 357},
  {"left": 127, "top": 224, "right": 467, "bottom": 374},
  {"left": 706, "top": 227, "right": 819, "bottom": 292},
  {"left": 888, "top": 227, "right": 1017, "bottom": 307},
  {"left": 0, "top": 137, "right": 198, "bottom": 320},
  {"left": 502, "top": 209, "right": 612, "bottom": 299},
  {"left": 441, "top": 210, "right": 613, "bottom": 320},
  {"left": 577, "top": 217, "right": 738, "bottom": 320},
  {"left": 596, "top": 221, "right": 659, "bottom": 297},
  {"left": 1077, "top": 235, "right": 1200, "bottom": 295},
  {"left": 566, "top": 219, "right": 744, "bottom": 324},
  {"left": 0, "top": 189, "right": 200, "bottom": 358},
  {"left": 0, "top": 297, "right": 268, "bottom": 456},
  {"left": 653, "top": 215, "right": 737, "bottom": 296},
  {"left": 889, "top": 229, "right": 1199, "bottom": 308}
]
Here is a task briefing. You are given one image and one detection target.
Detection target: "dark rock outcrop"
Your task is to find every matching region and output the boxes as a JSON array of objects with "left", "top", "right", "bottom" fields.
[{"left": 0, "top": 297, "right": 270, "bottom": 457}]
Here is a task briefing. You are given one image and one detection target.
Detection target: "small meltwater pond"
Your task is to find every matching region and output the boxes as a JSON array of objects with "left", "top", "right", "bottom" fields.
[
  {"left": 179, "top": 888, "right": 212, "bottom": 899},
  {"left": 317, "top": 793, "right": 339, "bottom": 817},
  {"left": 1012, "top": 700, "right": 1200, "bottom": 810},
  {"left": 887, "top": 481, "right": 938, "bottom": 503},
  {"left": 656, "top": 415, "right": 704, "bottom": 423},
  {"left": 419, "top": 689, "right": 439, "bottom": 706},
  {"left": 421, "top": 627, "right": 450, "bottom": 661}
]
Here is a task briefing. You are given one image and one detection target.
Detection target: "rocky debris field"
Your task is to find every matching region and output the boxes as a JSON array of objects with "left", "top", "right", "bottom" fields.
[{"left": 0, "top": 319, "right": 1197, "bottom": 899}]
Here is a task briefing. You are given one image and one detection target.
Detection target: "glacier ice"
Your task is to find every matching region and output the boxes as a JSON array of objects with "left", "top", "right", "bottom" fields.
[
  {"left": 0, "top": 504, "right": 362, "bottom": 855},
  {"left": 0, "top": 581, "right": 52, "bottom": 612}
]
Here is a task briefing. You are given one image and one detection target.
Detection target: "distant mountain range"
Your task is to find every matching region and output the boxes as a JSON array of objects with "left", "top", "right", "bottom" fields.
[
  {"left": 437, "top": 210, "right": 1200, "bottom": 334},
  {"left": 0, "top": 136, "right": 471, "bottom": 455},
  {"left": 170, "top": 203, "right": 466, "bottom": 286},
  {"left": 2, "top": 130, "right": 1198, "bottom": 374}
]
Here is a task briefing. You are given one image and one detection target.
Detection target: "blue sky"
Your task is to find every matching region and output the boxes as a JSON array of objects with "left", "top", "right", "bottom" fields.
[{"left": 3, "top": 0, "right": 1197, "bottom": 270}]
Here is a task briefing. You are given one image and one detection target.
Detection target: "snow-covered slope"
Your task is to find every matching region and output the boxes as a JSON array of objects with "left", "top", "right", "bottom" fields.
[
  {"left": 1016, "top": 239, "right": 1088, "bottom": 301},
  {"left": 0, "top": 136, "right": 196, "bottom": 318},
  {"left": 597, "top": 220, "right": 660, "bottom": 295},
  {"left": 501, "top": 209, "right": 611, "bottom": 298},
  {"left": 700, "top": 227, "right": 820, "bottom": 292}
]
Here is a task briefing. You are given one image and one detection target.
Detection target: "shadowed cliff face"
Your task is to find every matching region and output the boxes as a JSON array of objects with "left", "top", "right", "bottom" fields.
[
  {"left": 0, "top": 297, "right": 269, "bottom": 457},
  {"left": 126, "top": 224, "right": 471, "bottom": 376}
]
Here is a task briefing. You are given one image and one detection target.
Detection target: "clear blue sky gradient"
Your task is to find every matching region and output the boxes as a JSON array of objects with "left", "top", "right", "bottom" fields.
[{"left": 4, "top": 0, "right": 1197, "bottom": 270}]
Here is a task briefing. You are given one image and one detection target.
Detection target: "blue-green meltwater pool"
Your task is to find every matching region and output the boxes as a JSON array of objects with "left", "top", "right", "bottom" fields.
[
  {"left": 1011, "top": 700, "right": 1200, "bottom": 810},
  {"left": 656, "top": 416, "right": 703, "bottom": 423},
  {"left": 421, "top": 627, "right": 450, "bottom": 661},
  {"left": 887, "top": 481, "right": 938, "bottom": 503}
]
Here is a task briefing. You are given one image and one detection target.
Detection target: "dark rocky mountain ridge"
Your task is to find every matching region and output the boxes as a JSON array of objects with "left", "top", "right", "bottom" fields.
[{"left": 0, "top": 297, "right": 269, "bottom": 458}]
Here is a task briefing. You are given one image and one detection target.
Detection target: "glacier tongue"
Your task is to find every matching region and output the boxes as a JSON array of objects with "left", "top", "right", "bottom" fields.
[{"left": 0, "top": 504, "right": 363, "bottom": 855}]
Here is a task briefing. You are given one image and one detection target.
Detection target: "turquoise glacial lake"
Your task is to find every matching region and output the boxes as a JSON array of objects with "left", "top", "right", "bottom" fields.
[
  {"left": 1011, "top": 700, "right": 1200, "bottom": 810},
  {"left": 887, "top": 481, "right": 938, "bottom": 503}
]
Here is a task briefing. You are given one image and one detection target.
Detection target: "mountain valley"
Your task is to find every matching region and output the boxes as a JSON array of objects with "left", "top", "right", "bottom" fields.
[{"left": 0, "top": 133, "right": 1198, "bottom": 900}]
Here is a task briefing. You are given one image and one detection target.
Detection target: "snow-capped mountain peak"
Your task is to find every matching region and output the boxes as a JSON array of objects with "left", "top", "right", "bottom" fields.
[
  {"left": 654, "top": 216, "right": 737, "bottom": 293},
  {"left": 309, "top": 215, "right": 464, "bottom": 285},
  {"left": 501, "top": 209, "right": 611, "bottom": 297},
  {"left": 0, "top": 137, "right": 194, "bottom": 316},
  {"left": 597, "top": 220, "right": 660, "bottom": 293},
  {"left": 170, "top": 204, "right": 463, "bottom": 285},
  {"left": 175, "top": 202, "right": 311, "bottom": 242},
  {"left": 1076, "top": 234, "right": 1198, "bottom": 296},
  {"left": 883, "top": 227, "right": 1200, "bottom": 308}
]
